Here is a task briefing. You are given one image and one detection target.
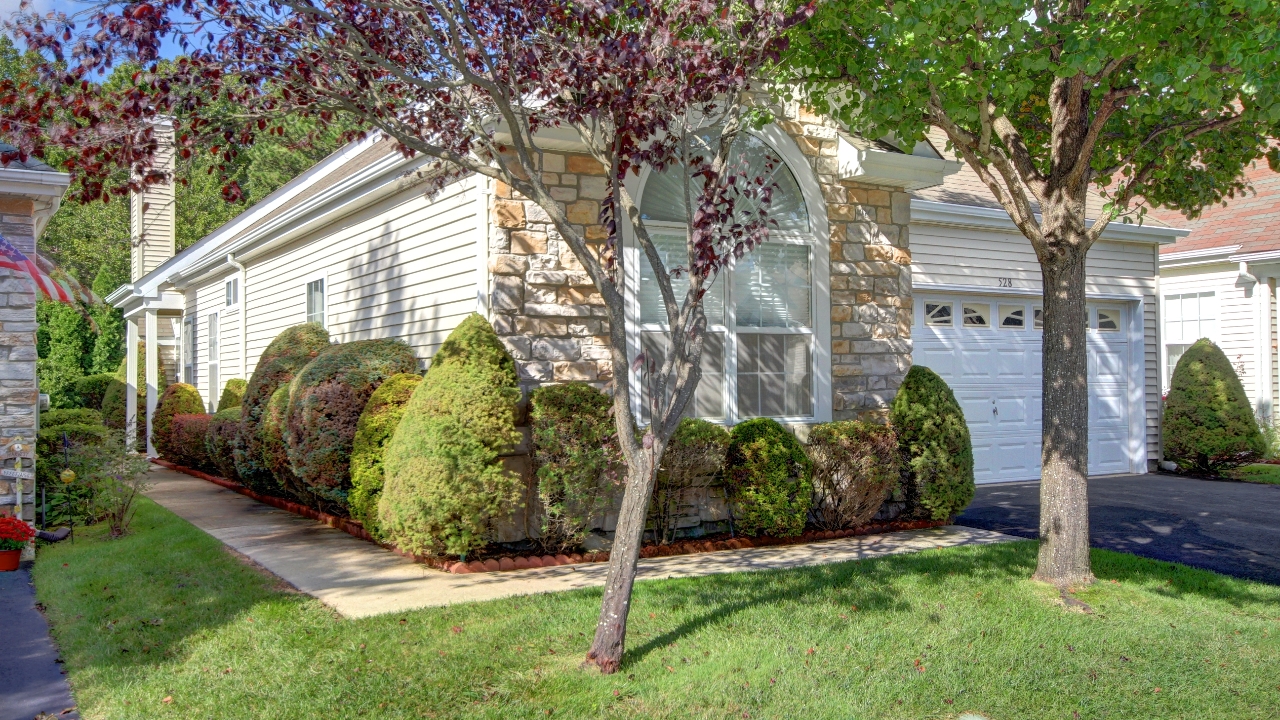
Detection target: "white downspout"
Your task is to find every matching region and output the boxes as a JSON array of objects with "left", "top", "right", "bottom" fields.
[
  {"left": 228, "top": 254, "right": 248, "bottom": 381},
  {"left": 1260, "top": 274, "right": 1274, "bottom": 423}
]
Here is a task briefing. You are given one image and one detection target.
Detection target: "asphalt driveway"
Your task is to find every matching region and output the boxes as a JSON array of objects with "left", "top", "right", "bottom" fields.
[{"left": 955, "top": 473, "right": 1280, "bottom": 585}]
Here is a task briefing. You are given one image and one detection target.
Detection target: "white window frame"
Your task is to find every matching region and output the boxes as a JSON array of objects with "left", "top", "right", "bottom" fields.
[
  {"left": 621, "top": 125, "right": 831, "bottom": 425},
  {"left": 182, "top": 315, "right": 196, "bottom": 385},
  {"left": 1162, "top": 290, "right": 1217, "bottom": 391},
  {"left": 304, "top": 273, "right": 327, "bottom": 328},
  {"left": 207, "top": 311, "right": 219, "bottom": 411},
  {"left": 225, "top": 276, "right": 240, "bottom": 310}
]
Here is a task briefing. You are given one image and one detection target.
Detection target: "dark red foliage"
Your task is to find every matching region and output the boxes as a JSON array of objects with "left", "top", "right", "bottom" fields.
[{"left": 168, "top": 413, "right": 214, "bottom": 471}]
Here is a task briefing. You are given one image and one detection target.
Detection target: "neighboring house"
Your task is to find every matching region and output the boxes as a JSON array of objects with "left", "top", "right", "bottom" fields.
[
  {"left": 1154, "top": 159, "right": 1280, "bottom": 424},
  {"left": 109, "top": 112, "right": 1184, "bottom": 483},
  {"left": 0, "top": 143, "right": 70, "bottom": 535}
]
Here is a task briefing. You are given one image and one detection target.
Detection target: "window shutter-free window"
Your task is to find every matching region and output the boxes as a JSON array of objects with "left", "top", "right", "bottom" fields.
[{"left": 306, "top": 279, "right": 325, "bottom": 327}]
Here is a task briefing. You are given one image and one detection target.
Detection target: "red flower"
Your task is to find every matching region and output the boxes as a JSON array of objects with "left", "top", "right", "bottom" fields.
[{"left": 0, "top": 516, "right": 35, "bottom": 550}]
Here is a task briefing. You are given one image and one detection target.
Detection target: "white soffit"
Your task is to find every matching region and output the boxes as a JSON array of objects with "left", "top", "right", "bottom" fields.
[{"left": 837, "top": 135, "right": 959, "bottom": 191}]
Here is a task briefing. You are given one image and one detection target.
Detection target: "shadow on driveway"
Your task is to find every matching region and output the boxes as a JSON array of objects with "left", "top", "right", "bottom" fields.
[{"left": 955, "top": 473, "right": 1280, "bottom": 585}]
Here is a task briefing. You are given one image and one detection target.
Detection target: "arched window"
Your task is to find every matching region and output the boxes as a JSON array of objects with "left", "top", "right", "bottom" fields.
[{"left": 630, "top": 131, "right": 823, "bottom": 423}]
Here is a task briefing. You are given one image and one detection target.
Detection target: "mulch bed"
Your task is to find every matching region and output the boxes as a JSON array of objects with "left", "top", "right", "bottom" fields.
[{"left": 153, "top": 459, "right": 949, "bottom": 575}]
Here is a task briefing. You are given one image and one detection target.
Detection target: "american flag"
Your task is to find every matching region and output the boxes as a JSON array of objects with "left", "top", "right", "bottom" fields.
[{"left": 0, "top": 233, "right": 98, "bottom": 309}]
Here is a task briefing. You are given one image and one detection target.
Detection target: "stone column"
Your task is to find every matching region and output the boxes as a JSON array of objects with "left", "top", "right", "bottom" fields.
[{"left": 0, "top": 199, "right": 40, "bottom": 530}]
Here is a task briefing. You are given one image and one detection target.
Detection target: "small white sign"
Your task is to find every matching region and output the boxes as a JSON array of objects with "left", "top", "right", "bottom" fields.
[{"left": 1, "top": 468, "right": 35, "bottom": 480}]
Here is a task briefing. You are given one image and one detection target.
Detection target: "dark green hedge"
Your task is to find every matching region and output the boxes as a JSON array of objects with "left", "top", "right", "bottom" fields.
[
  {"left": 41, "top": 408, "right": 102, "bottom": 429},
  {"left": 1163, "top": 338, "right": 1265, "bottom": 474},
  {"left": 205, "top": 407, "right": 242, "bottom": 482},
  {"left": 73, "top": 374, "right": 116, "bottom": 411},
  {"left": 284, "top": 338, "right": 419, "bottom": 510},
  {"left": 217, "top": 378, "right": 247, "bottom": 413},
  {"left": 724, "top": 418, "right": 812, "bottom": 538},
  {"left": 349, "top": 373, "right": 423, "bottom": 541},
  {"left": 153, "top": 384, "right": 205, "bottom": 461},
  {"left": 234, "top": 323, "right": 330, "bottom": 493},
  {"left": 889, "top": 366, "right": 975, "bottom": 521}
]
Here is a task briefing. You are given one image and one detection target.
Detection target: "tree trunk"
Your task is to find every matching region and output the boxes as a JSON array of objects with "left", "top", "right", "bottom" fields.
[
  {"left": 1033, "top": 236, "right": 1096, "bottom": 587},
  {"left": 584, "top": 446, "right": 660, "bottom": 673}
]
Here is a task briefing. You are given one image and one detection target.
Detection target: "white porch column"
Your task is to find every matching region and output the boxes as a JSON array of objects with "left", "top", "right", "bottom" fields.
[
  {"left": 145, "top": 308, "right": 159, "bottom": 456},
  {"left": 125, "top": 317, "right": 139, "bottom": 451}
]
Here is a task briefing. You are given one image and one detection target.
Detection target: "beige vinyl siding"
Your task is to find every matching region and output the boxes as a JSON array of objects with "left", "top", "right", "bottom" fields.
[
  {"left": 130, "top": 134, "right": 177, "bottom": 281},
  {"left": 911, "top": 221, "right": 1164, "bottom": 464},
  {"left": 183, "top": 270, "right": 242, "bottom": 411},
  {"left": 1159, "top": 263, "right": 1259, "bottom": 407},
  {"left": 242, "top": 175, "right": 483, "bottom": 378}
]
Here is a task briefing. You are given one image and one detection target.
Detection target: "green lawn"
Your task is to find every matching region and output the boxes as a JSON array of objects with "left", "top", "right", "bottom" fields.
[
  {"left": 1234, "top": 463, "right": 1280, "bottom": 485},
  {"left": 33, "top": 498, "right": 1280, "bottom": 719}
]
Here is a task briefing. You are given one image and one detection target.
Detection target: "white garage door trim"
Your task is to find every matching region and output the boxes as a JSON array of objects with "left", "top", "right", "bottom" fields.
[{"left": 912, "top": 287, "right": 1146, "bottom": 483}]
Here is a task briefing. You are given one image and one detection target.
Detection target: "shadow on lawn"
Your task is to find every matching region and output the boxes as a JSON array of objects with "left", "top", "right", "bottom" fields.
[{"left": 33, "top": 499, "right": 308, "bottom": 677}]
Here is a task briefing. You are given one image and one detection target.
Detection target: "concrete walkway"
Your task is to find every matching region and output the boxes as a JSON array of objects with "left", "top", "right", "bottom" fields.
[
  {"left": 146, "top": 466, "right": 1017, "bottom": 619},
  {"left": 0, "top": 564, "right": 79, "bottom": 720}
]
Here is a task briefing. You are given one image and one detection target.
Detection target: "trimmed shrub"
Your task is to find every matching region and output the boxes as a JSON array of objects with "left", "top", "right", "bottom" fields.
[
  {"left": 890, "top": 365, "right": 975, "bottom": 521},
  {"left": 284, "top": 339, "right": 419, "bottom": 509},
  {"left": 807, "top": 421, "right": 899, "bottom": 530},
  {"left": 651, "top": 418, "right": 729, "bottom": 545},
  {"left": 379, "top": 314, "right": 522, "bottom": 557},
  {"left": 217, "top": 378, "right": 247, "bottom": 412},
  {"left": 153, "top": 384, "right": 205, "bottom": 461},
  {"left": 73, "top": 374, "right": 116, "bottom": 410},
  {"left": 724, "top": 418, "right": 813, "bottom": 538},
  {"left": 262, "top": 385, "right": 298, "bottom": 497},
  {"left": 41, "top": 408, "right": 103, "bottom": 429},
  {"left": 349, "top": 373, "right": 423, "bottom": 541},
  {"left": 530, "top": 382, "right": 623, "bottom": 552},
  {"left": 205, "top": 408, "right": 242, "bottom": 481},
  {"left": 234, "top": 323, "right": 330, "bottom": 493},
  {"left": 1163, "top": 338, "right": 1266, "bottom": 474},
  {"left": 169, "top": 414, "right": 214, "bottom": 470}
]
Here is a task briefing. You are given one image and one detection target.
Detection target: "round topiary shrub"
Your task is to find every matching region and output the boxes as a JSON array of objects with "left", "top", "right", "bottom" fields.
[
  {"left": 807, "top": 421, "right": 899, "bottom": 530},
  {"left": 530, "top": 382, "right": 623, "bottom": 552},
  {"left": 651, "top": 418, "right": 729, "bottom": 545},
  {"left": 153, "top": 383, "right": 206, "bottom": 461},
  {"left": 724, "top": 418, "right": 813, "bottom": 538},
  {"left": 378, "top": 314, "right": 523, "bottom": 557},
  {"left": 284, "top": 339, "right": 419, "bottom": 510},
  {"left": 73, "top": 373, "right": 116, "bottom": 410},
  {"left": 234, "top": 323, "right": 330, "bottom": 493},
  {"left": 1163, "top": 338, "right": 1266, "bottom": 474},
  {"left": 217, "top": 378, "right": 247, "bottom": 413},
  {"left": 205, "top": 407, "right": 242, "bottom": 481},
  {"left": 169, "top": 414, "right": 214, "bottom": 470},
  {"left": 889, "top": 365, "right": 975, "bottom": 521},
  {"left": 261, "top": 385, "right": 297, "bottom": 497},
  {"left": 349, "top": 373, "right": 423, "bottom": 541}
]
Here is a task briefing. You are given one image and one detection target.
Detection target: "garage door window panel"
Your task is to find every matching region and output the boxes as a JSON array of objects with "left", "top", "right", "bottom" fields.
[
  {"left": 925, "top": 302, "right": 953, "bottom": 326},
  {"left": 999, "top": 305, "right": 1025, "bottom": 329},
  {"left": 963, "top": 303, "right": 991, "bottom": 328}
]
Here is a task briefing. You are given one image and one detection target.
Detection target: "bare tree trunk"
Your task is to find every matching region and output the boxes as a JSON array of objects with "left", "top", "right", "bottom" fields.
[
  {"left": 585, "top": 445, "right": 660, "bottom": 673},
  {"left": 1033, "top": 234, "right": 1095, "bottom": 587}
]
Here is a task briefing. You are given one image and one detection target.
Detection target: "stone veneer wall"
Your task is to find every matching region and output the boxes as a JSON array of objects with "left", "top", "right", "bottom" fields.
[
  {"left": 0, "top": 197, "right": 39, "bottom": 531},
  {"left": 484, "top": 108, "right": 914, "bottom": 542}
]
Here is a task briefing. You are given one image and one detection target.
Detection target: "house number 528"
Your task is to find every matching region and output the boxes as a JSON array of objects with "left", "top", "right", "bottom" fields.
[{"left": 997, "top": 277, "right": 1013, "bottom": 288}]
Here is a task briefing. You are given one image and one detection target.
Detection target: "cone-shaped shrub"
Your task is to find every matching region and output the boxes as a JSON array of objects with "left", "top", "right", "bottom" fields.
[
  {"left": 205, "top": 407, "right": 242, "bottom": 481},
  {"left": 73, "top": 373, "right": 116, "bottom": 410},
  {"left": 234, "top": 323, "right": 329, "bottom": 493},
  {"left": 349, "top": 373, "right": 423, "bottom": 541},
  {"left": 217, "top": 378, "right": 247, "bottom": 412},
  {"left": 378, "top": 314, "right": 522, "bottom": 557},
  {"left": 261, "top": 385, "right": 297, "bottom": 497},
  {"left": 285, "top": 339, "right": 419, "bottom": 509},
  {"left": 807, "top": 421, "right": 899, "bottom": 530},
  {"left": 530, "top": 382, "right": 623, "bottom": 552},
  {"left": 1163, "top": 338, "right": 1265, "bottom": 474},
  {"left": 153, "top": 383, "right": 205, "bottom": 460},
  {"left": 170, "top": 414, "right": 214, "bottom": 470},
  {"left": 889, "top": 366, "right": 975, "bottom": 521},
  {"left": 724, "top": 418, "right": 813, "bottom": 538}
]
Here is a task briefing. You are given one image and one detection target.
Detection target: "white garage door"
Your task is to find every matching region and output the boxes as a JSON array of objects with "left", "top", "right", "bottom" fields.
[{"left": 914, "top": 295, "right": 1134, "bottom": 483}]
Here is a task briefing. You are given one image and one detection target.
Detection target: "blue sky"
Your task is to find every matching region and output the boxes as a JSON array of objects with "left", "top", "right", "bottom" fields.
[{"left": 2, "top": 0, "right": 191, "bottom": 59}]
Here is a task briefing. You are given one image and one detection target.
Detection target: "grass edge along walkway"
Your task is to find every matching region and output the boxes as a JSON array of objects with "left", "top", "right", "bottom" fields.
[{"left": 33, "top": 497, "right": 1280, "bottom": 720}]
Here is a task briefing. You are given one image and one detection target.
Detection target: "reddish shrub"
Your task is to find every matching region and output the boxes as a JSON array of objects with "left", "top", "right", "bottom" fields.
[{"left": 169, "top": 414, "right": 214, "bottom": 470}]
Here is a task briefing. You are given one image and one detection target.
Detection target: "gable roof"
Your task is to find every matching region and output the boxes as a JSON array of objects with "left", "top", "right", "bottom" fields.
[
  {"left": 1151, "top": 159, "right": 1280, "bottom": 258},
  {"left": 0, "top": 143, "right": 58, "bottom": 173}
]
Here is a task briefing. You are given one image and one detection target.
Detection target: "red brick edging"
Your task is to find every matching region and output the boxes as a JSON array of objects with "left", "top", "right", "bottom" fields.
[{"left": 152, "top": 459, "right": 948, "bottom": 575}]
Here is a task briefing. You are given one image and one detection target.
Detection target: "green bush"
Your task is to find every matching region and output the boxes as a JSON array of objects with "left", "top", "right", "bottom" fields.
[
  {"left": 73, "top": 374, "right": 116, "bottom": 411},
  {"left": 169, "top": 414, "right": 214, "bottom": 470},
  {"left": 262, "top": 385, "right": 298, "bottom": 497},
  {"left": 379, "top": 314, "right": 522, "bottom": 557},
  {"left": 284, "top": 339, "right": 419, "bottom": 510},
  {"left": 36, "top": 423, "right": 108, "bottom": 488},
  {"left": 36, "top": 299, "right": 93, "bottom": 409},
  {"left": 889, "top": 366, "right": 975, "bottom": 521},
  {"left": 217, "top": 378, "right": 247, "bottom": 412},
  {"left": 41, "top": 408, "right": 103, "bottom": 429},
  {"left": 100, "top": 349, "right": 169, "bottom": 448},
  {"left": 153, "top": 383, "right": 205, "bottom": 461},
  {"left": 349, "top": 373, "right": 423, "bottom": 541},
  {"left": 205, "top": 408, "right": 242, "bottom": 481},
  {"left": 530, "top": 382, "right": 623, "bottom": 552},
  {"left": 807, "top": 421, "right": 899, "bottom": 530},
  {"left": 724, "top": 418, "right": 813, "bottom": 538},
  {"left": 234, "top": 323, "right": 330, "bottom": 493},
  {"left": 1163, "top": 338, "right": 1266, "bottom": 474},
  {"left": 651, "top": 418, "right": 729, "bottom": 545}
]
